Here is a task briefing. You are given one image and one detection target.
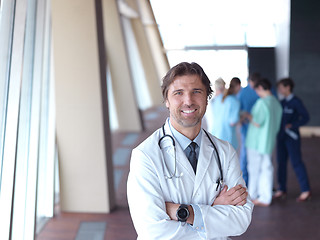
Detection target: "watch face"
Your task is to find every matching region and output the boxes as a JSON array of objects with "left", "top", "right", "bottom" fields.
[
  {"left": 177, "top": 204, "right": 189, "bottom": 222},
  {"left": 178, "top": 208, "right": 188, "bottom": 219}
]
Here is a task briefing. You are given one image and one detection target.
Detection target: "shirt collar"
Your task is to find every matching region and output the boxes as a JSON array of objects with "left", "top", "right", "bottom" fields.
[
  {"left": 167, "top": 118, "right": 202, "bottom": 151},
  {"left": 285, "top": 93, "right": 294, "bottom": 101}
]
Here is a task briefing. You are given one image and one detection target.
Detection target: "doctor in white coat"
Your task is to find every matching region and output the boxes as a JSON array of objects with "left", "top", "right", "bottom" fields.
[{"left": 127, "top": 62, "right": 253, "bottom": 240}]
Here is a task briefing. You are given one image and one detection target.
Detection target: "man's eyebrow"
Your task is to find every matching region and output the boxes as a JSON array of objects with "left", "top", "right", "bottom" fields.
[
  {"left": 193, "top": 88, "right": 204, "bottom": 91},
  {"left": 172, "top": 89, "right": 184, "bottom": 93}
]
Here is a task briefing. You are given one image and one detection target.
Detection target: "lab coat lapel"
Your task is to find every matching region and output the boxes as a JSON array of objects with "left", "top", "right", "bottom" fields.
[
  {"left": 175, "top": 143, "right": 196, "bottom": 180},
  {"left": 192, "top": 130, "right": 214, "bottom": 198}
]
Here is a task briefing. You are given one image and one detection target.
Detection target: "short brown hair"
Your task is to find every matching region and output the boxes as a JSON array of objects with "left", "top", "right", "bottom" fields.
[
  {"left": 254, "top": 78, "right": 271, "bottom": 90},
  {"left": 277, "top": 77, "right": 295, "bottom": 92},
  {"left": 161, "top": 62, "right": 213, "bottom": 101}
]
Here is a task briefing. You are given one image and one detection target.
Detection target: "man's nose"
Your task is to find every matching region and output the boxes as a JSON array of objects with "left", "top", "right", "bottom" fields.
[{"left": 183, "top": 93, "right": 193, "bottom": 105}]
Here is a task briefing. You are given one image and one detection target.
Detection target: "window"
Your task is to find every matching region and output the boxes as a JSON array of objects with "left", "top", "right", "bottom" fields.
[
  {"left": 167, "top": 49, "right": 248, "bottom": 87},
  {"left": 0, "top": 0, "right": 56, "bottom": 239},
  {"left": 150, "top": 0, "right": 278, "bottom": 86}
]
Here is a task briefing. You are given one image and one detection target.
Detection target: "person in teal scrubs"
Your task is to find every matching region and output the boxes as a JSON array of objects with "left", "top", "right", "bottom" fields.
[{"left": 245, "top": 78, "right": 282, "bottom": 207}]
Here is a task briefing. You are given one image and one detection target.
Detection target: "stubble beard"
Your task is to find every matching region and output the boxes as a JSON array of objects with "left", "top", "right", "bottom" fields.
[{"left": 171, "top": 110, "right": 202, "bottom": 129}]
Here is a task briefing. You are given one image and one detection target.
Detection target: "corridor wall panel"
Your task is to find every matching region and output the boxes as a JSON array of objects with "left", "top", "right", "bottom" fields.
[{"left": 290, "top": 0, "right": 320, "bottom": 126}]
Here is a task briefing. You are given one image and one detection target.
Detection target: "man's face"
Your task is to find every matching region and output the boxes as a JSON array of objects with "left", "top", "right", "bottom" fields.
[
  {"left": 165, "top": 74, "right": 207, "bottom": 133},
  {"left": 277, "top": 84, "right": 290, "bottom": 97}
]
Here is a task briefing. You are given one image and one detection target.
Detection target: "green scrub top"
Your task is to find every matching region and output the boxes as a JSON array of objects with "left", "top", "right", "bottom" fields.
[{"left": 245, "top": 95, "right": 282, "bottom": 155}]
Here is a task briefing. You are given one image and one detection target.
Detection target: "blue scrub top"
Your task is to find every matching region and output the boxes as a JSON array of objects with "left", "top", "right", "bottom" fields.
[{"left": 207, "top": 94, "right": 240, "bottom": 149}]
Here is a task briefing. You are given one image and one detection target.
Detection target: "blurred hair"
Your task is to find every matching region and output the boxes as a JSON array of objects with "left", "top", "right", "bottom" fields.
[
  {"left": 249, "top": 72, "right": 261, "bottom": 83},
  {"left": 214, "top": 77, "right": 226, "bottom": 91},
  {"left": 254, "top": 78, "right": 271, "bottom": 90},
  {"left": 277, "top": 77, "right": 295, "bottom": 92},
  {"left": 222, "top": 77, "right": 241, "bottom": 102},
  {"left": 161, "top": 62, "right": 213, "bottom": 101}
]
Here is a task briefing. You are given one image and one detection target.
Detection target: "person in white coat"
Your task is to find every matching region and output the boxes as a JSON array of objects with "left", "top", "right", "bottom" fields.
[{"left": 127, "top": 62, "right": 253, "bottom": 240}]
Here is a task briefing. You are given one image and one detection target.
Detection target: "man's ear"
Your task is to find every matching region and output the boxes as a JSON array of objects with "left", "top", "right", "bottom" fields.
[{"left": 165, "top": 100, "right": 169, "bottom": 108}]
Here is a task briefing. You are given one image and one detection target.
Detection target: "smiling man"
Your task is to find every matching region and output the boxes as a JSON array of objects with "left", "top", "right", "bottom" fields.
[
  {"left": 127, "top": 62, "right": 253, "bottom": 240},
  {"left": 165, "top": 74, "right": 207, "bottom": 139}
]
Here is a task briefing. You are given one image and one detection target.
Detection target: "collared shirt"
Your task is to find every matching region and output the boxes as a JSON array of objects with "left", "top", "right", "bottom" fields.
[
  {"left": 285, "top": 93, "right": 294, "bottom": 102},
  {"left": 278, "top": 93, "right": 309, "bottom": 139},
  {"left": 168, "top": 118, "right": 202, "bottom": 158}
]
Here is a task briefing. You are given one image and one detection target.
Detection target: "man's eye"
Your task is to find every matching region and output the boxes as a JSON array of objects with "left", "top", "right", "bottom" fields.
[
  {"left": 174, "top": 92, "right": 182, "bottom": 95},
  {"left": 194, "top": 90, "right": 201, "bottom": 94}
]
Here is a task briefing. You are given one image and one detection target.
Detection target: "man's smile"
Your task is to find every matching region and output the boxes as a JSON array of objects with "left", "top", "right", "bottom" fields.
[{"left": 181, "top": 109, "right": 197, "bottom": 114}]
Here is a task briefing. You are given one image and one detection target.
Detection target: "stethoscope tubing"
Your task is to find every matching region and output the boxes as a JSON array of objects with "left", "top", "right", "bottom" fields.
[{"left": 158, "top": 123, "right": 223, "bottom": 186}]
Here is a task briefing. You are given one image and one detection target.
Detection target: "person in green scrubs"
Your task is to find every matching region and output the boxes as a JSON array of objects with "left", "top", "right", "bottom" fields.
[{"left": 245, "top": 78, "right": 282, "bottom": 207}]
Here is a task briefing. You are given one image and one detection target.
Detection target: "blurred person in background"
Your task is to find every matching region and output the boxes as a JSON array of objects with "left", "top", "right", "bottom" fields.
[
  {"left": 205, "top": 77, "right": 225, "bottom": 135},
  {"left": 206, "top": 77, "right": 241, "bottom": 150},
  {"left": 274, "top": 77, "right": 311, "bottom": 202},
  {"left": 245, "top": 78, "right": 282, "bottom": 207},
  {"left": 238, "top": 73, "right": 261, "bottom": 185}
]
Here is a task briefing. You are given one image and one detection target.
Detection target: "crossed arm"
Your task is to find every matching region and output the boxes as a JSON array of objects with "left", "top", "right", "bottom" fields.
[{"left": 165, "top": 184, "right": 248, "bottom": 224}]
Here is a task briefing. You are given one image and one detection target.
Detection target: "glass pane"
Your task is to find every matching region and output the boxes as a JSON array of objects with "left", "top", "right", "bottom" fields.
[
  {"left": 0, "top": 0, "right": 14, "bottom": 189},
  {"left": 0, "top": 1, "right": 28, "bottom": 239},
  {"left": 167, "top": 49, "right": 248, "bottom": 87},
  {"left": 214, "top": 25, "right": 246, "bottom": 46},
  {"left": 11, "top": 0, "right": 37, "bottom": 239},
  {"left": 151, "top": 0, "right": 278, "bottom": 48},
  {"left": 246, "top": 24, "right": 277, "bottom": 47}
]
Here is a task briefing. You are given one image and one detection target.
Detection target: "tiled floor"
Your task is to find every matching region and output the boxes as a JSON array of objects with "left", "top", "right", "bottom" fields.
[{"left": 37, "top": 105, "right": 320, "bottom": 240}]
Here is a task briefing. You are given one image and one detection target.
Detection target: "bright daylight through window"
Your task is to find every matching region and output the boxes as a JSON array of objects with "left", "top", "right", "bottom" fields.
[{"left": 150, "top": 0, "right": 278, "bottom": 87}]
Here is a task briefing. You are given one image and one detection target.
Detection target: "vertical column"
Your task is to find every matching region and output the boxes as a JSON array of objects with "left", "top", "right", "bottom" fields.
[
  {"left": 102, "top": 0, "right": 143, "bottom": 131},
  {"left": 138, "top": 0, "right": 170, "bottom": 80},
  {"left": 125, "top": 0, "right": 163, "bottom": 106},
  {"left": 274, "top": 0, "right": 290, "bottom": 80},
  {"left": 290, "top": 0, "right": 320, "bottom": 125},
  {"left": 52, "top": 0, "right": 115, "bottom": 212}
]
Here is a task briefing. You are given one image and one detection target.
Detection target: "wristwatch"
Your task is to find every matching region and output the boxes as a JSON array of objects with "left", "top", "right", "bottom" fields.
[{"left": 176, "top": 204, "right": 189, "bottom": 222}]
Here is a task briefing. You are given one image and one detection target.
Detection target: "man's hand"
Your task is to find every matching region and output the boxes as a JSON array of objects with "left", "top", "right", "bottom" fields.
[
  {"left": 240, "top": 111, "right": 249, "bottom": 124},
  {"left": 212, "top": 185, "right": 248, "bottom": 206},
  {"left": 165, "top": 202, "right": 194, "bottom": 225}
]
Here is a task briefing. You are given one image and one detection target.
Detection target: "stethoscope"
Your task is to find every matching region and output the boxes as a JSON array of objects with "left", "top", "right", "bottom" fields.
[{"left": 158, "top": 123, "right": 224, "bottom": 191}]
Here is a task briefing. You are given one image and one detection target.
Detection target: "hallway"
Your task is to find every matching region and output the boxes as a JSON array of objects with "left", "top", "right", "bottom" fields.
[{"left": 37, "top": 105, "right": 320, "bottom": 240}]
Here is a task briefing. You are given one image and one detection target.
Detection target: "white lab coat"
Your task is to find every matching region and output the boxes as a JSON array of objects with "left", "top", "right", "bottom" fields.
[{"left": 127, "top": 121, "right": 253, "bottom": 240}]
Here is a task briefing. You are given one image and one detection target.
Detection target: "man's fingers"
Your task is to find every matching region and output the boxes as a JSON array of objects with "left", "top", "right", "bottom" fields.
[
  {"left": 221, "top": 185, "right": 228, "bottom": 193},
  {"left": 228, "top": 186, "right": 246, "bottom": 198},
  {"left": 235, "top": 198, "right": 247, "bottom": 206},
  {"left": 225, "top": 185, "right": 239, "bottom": 196},
  {"left": 213, "top": 185, "right": 248, "bottom": 206},
  {"left": 227, "top": 186, "right": 248, "bottom": 205},
  {"left": 232, "top": 191, "right": 248, "bottom": 206}
]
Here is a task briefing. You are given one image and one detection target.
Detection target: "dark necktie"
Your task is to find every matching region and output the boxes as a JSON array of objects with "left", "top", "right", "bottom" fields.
[{"left": 187, "top": 142, "right": 198, "bottom": 173}]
